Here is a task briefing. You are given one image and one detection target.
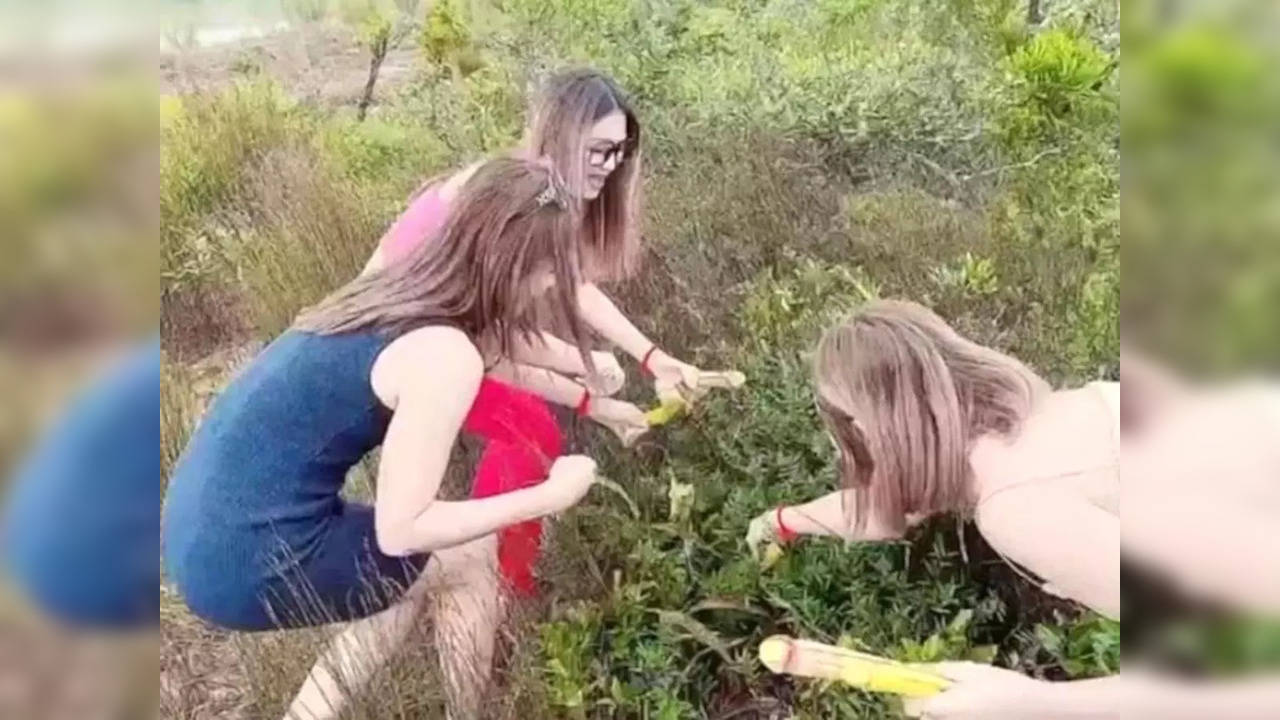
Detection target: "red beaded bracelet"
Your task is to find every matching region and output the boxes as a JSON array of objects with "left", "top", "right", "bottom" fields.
[
  {"left": 640, "top": 345, "right": 659, "bottom": 377},
  {"left": 575, "top": 388, "right": 591, "bottom": 417},
  {"left": 775, "top": 506, "right": 799, "bottom": 543}
]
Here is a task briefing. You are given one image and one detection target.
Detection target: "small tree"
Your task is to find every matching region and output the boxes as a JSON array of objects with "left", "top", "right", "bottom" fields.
[
  {"left": 1027, "top": 0, "right": 1046, "bottom": 26},
  {"left": 341, "top": 0, "right": 423, "bottom": 120},
  {"left": 421, "top": 0, "right": 473, "bottom": 80}
]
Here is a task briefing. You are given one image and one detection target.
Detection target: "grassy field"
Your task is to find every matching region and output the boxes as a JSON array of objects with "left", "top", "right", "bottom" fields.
[{"left": 159, "top": 0, "right": 1120, "bottom": 717}]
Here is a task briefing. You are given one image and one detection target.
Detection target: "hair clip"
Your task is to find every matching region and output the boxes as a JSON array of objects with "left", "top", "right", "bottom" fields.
[
  {"left": 535, "top": 169, "right": 567, "bottom": 209},
  {"left": 535, "top": 182, "right": 559, "bottom": 208}
]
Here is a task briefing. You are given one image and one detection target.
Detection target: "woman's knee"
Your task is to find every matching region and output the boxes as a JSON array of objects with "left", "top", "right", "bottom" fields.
[{"left": 422, "top": 535, "right": 499, "bottom": 593}]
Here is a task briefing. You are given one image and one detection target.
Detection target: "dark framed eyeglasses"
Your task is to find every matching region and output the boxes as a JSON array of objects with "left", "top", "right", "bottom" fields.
[{"left": 587, "top": 139, "right": 633, "bottom": 168}]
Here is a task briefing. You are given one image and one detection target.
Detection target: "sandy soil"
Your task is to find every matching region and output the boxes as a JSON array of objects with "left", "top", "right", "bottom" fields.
[{"left": 160, "top": 23, "right": 419, "bottom": 111}]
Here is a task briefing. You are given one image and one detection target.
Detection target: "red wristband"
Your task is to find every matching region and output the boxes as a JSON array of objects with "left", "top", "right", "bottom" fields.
[
  {"left": 575, "top": 388, "right": 591, "bottom": 417},
  {"left": 776, "top": 506, "right": 799, "bottom": 543},
  {"left": 640, "top": 345, "right": 659, "bottom": 377}
]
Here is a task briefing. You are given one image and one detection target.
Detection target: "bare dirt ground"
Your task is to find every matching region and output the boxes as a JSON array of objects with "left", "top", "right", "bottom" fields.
[{"left": 160, "top": 23, "right": 418, "bottom": 111}]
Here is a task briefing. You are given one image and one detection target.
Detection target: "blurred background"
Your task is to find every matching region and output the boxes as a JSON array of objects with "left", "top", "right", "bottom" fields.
[
  {"left": 1121, "top": 1, "right": 1280, "bottom": 716},
  {"left": 1, "top": 2, "right": 158, "bottom": 719}
]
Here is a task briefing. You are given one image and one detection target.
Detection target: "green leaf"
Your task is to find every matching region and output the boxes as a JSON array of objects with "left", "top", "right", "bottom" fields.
[
  {"left": 594, "top": 477, "right": 641, "bottom": 519},
  {"left": 967, "top": 644, "right": 999, "bottom": 664},
  {"left": 1036, "top": 624, "right": 1064, "bottom": 654},
  {"left": 687, "top": 598, "right": 769, "bottom": 619},
  {"left": 653, "top": 609, "right": 733, "bottom": 663},
  {"left": 920, "top": 633, "right": 946, "bottom": 661},
  {"left": 947, "top": 608, "right": 975, "bottom": 637}
]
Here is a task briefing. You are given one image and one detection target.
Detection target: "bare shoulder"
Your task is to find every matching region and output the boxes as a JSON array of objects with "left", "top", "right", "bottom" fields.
[
  {"left": 391, "top": 325, "right": 483, "bottom": 377},
  {"left": 975, "top": 482, "right": 1094, "bottom": 545},
  {"left": 372, "top": 326, "right": 483, "bottom": 406}
]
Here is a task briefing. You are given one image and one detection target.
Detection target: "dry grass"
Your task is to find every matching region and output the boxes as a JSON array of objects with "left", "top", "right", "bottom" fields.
[
  {"left": 0, "top": 586, "right": 158, "bottom": 720},
  {"left": 161, "top": 587, "right": 253, "bottom": 720}
]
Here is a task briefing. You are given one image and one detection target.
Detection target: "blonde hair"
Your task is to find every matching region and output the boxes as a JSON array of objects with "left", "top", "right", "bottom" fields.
[
  {"left": 295, "top": 159, "right": 590, "bottom": 367},
  {"left": 813, "top": 300, "right": 1050, "bottom": 535},
  {"left": 527, "top": 68, "right": 642, "bottom": 283}
]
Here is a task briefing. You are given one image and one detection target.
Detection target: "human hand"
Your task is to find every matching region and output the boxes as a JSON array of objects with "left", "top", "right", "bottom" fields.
[
  {"left": 587, "top": 397, "right": 649, "bottom": 447},
  {"left": 539, "top": 455, "right": 599, "bottom": 514},
  {"left": 646, "top": 349, "right": 702, "bottom": 403},
  {"left": 902, "top": 662, "right": 1048, "bottom": 720},
  {"left": 745, "top": 508, "right": 784, "bottom": 560}
]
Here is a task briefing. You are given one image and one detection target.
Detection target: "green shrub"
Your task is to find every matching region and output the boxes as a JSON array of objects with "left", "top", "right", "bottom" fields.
[
  {"left": 1001, "top": 29, "right": 1113, "bottom": 145},
  {"left": 421, "top": 0, "right": 471, "bottom": 66},
  {"left": 741, "top": 258, "right": 879, "bottom": 353},
  {"left": 318, "top": 115, "right": 448, "bottom": 185},
  {"left": 160, "top": 80, "right": 307, "bottom": 288},
  {"left": 931, "top": 252, "right": 1000, "bottom": 299},
  {"left": 1032, "top": 613, "right": 1120, "bottom": 679},
  {"left": 540, "top": 607, "right": 603, "bottom": 717}
]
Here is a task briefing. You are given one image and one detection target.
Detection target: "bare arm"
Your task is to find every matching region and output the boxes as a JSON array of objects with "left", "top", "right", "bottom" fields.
[
  {"left": 1125, "top": 673, "right": 1280, "bottom": 720},
  {"left": 912, "top": 664, "right": 1280, "bottom": 719},
  {"left": 577, "top": 283, "right": 653, "bottom": 360},
  {"left": 780, "top": 490, "right": 911, "bottom": 541},
  {"left": 747, "top": 490, "right": 908, "bottom": 555},
  {"left": 577, "top": 283, "right": 701, "bottom": 391},
  {"left": 360, "top": 247, "right": 386, "bottom": 277},
  {"left": 1120, "top": 346, "right": 1186, "bottom": 432},
  {"left": 906, "top": 664, "right": 1124, "bottom": 719},
  {"left": 487, "top": 360, "right": 647, "bottom": 442},
  {"left": 505, "top": 332, "right": 592, "bottom": 376},
  {"left": 782, "top": 491, "right": 860, "bottom": 540},
  {"left": 488, "top": 359, "right": 588, "bottom": 407},
  {"left": 1032, "top": 675, "right": 1126, "bottom": 718},
  {"left": 977, "top": 489, "right": 1120, "bottom": 620},
  {"left": 373, "top": 328, "right": 557, "bottom": 556}
]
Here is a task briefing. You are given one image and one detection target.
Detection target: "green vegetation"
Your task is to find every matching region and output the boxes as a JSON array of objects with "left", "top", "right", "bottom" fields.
[{"left": 160, "top": 0, "right": 1119, "bottom": 716}]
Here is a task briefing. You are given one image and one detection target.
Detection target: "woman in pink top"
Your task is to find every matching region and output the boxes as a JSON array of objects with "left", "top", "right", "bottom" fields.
[{"left": 365, "top": 69, "right": 701, "bottom": 421}]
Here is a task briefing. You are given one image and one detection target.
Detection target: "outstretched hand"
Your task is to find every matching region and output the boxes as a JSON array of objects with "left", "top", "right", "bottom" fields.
[
  {"left": 646, "top": 349, "right": 702, "bottom": 402},
  {"left": 902, "top": 662, "right": 1047, "bottom": 720},
  {"left": 588, "top": 397, "right": 649, "bottom": 447},
  {"left": 745, "top": 508, "right": 783, "bottom": 559}
]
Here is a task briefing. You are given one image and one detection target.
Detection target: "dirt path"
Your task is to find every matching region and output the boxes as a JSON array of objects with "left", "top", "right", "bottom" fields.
[{"left": 160, "top": 23, "right": 419, "bottom": 112}]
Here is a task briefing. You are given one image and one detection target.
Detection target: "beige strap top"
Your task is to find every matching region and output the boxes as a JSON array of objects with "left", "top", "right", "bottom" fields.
[{"left": 975, "top": 381, "right": 1120, "bottom": 595}]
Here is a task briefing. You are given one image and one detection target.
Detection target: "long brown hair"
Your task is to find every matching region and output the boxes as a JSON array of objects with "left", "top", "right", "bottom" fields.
[
  {"left": 813, "top": 300, "right": 1050, "bottom": 535},
  {"left": 296, "top": 159, "right": 590, "bottom": 366},
  {"left": 527, "top": 68, "right": 643, "bottom": 283}
]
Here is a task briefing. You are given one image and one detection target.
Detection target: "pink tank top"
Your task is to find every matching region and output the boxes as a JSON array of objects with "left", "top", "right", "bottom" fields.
[{"left": 379, "top": 184, "right": 451, "bottom": 264}]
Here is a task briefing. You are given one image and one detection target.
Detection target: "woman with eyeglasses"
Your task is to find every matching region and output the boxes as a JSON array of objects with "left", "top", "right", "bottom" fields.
[
  {"left": 361, "top": 69, "right": 705, "bottom": 598},
  {"left": 365, "top": 69, "right": 697, "bottom": 401}
]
